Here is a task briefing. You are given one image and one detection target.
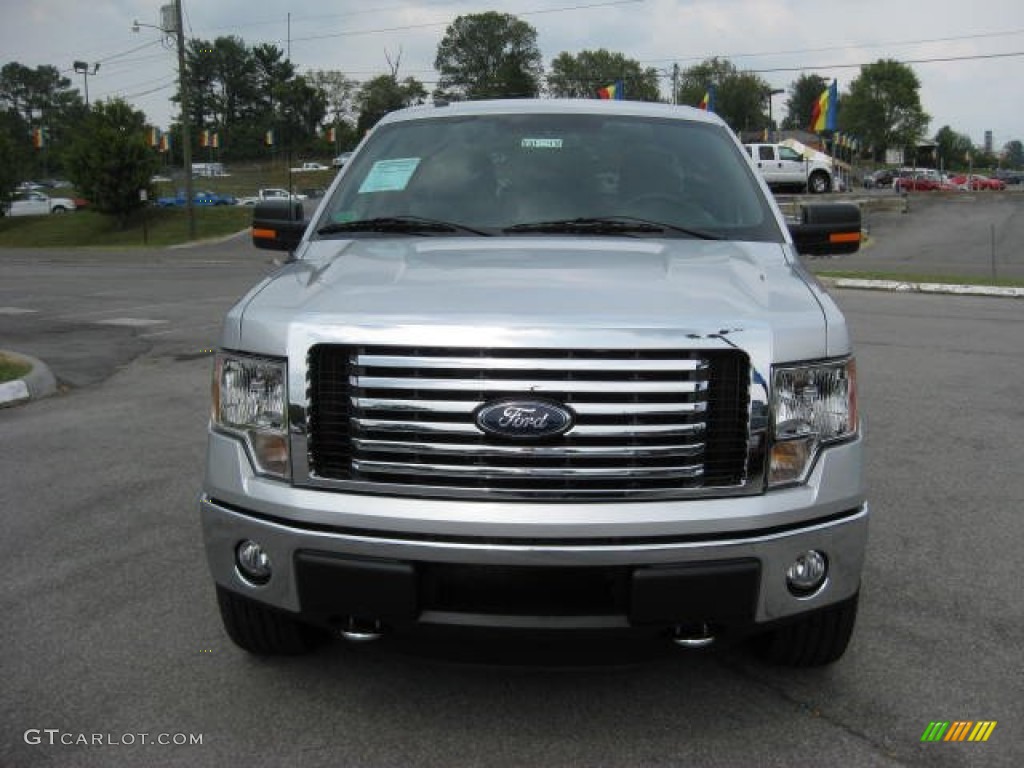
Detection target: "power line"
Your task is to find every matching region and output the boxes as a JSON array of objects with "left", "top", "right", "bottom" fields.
[
  {"left": 290, "top": 0, "right": 645, "bottom": 43},
  {"left": 639, "top": 27, "right": 1024, "bottom": 66},
  {"left": 743, "top": 50, "right": 1024, "bottom": 76}
]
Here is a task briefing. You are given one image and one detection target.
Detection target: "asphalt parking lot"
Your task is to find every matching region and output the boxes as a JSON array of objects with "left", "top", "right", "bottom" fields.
[{"left": 1, "top": 196, "right": 1022, "bottom": 767}]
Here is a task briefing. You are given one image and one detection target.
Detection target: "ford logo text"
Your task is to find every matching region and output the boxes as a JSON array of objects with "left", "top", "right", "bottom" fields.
[{"left": 475, "top": 400, "right": 575, "bottom": 440}]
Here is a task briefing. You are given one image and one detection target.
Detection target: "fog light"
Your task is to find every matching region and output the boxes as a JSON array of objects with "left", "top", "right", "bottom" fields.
[
  {"left": 236, "top": 540, "right": 272, "bottom": 585},
  {"left": 786, "top": 550, "right": 828, "bottom": 596}
]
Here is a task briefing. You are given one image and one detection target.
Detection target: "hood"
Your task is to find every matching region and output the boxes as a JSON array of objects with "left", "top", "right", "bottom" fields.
[{"left": 233, "top": 237, "right": 830, "bottom": 361}]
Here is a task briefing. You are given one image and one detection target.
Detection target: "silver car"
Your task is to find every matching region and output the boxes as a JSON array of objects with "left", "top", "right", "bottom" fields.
[{"left": 202, "top": 99, "right": 866, "bottom": 666}]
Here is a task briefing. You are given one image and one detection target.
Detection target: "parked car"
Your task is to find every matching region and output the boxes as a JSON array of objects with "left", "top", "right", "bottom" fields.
[
  {"left": 332, "top": 152, "right": 353, "bottom": 168},
  {"left": 157, "top": 190, "right": 238, "bottom": 207},
  {"left": 949, "top": 174, "right": 1006, "bottom": 191},
  {"left": 994, "top": 169, "right": 1024, "bottom": 185},
  {"left": 290, "top": 162, "right": 330, "bottom": 172},
  {"left": 862, "top": 169, "right": 895, "bottom": 189},
  {"left": 2, "top": 190, "right": 77, "bottom": 216},
  {"left": 237, "top": 188, "right": 307, "bottom": 206},
  {"left": 894, "top": 174, "right": 941, "bottom": 192}
]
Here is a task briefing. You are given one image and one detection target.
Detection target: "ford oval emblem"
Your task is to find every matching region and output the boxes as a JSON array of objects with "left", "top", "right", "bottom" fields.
[{"left": 475, "top": 399, "right": 575, "bottom": 440}]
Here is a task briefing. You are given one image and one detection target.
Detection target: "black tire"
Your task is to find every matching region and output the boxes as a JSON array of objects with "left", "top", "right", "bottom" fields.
[
  {"left": 752, "top": 592, "right": 859, "bottom": 667},
  {"left": 216, "top": 586, "right": 325, "bottom": 655},
  {"left": 808, "top": 171, "right": 832, "bottom": 194},
  {"left": 51, "top": 206, "right": 67, "bottom": 214}
]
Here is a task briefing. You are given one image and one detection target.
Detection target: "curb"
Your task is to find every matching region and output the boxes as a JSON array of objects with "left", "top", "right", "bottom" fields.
[
  {"left": 828, "top": 278, "right": 1024, "bottom": 298},
  {"left": 0, "top": 350, "right": 58, "bottom": 408}
]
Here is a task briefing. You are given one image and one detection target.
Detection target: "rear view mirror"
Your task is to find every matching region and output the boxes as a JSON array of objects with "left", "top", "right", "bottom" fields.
[
  {"left": 252, "top": 200, "right": 307, "bottom": 252},
  {"left": 788, "top": 203, "right": 862, "bottom": 256}
]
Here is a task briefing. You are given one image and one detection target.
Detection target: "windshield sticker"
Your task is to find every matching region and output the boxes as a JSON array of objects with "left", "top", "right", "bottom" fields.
[
  {"left": 521, "top": 138, "right": 563, "bottom": 149},
  {"left": 358, "top": 157, "right": 421, "bottom": 193}
]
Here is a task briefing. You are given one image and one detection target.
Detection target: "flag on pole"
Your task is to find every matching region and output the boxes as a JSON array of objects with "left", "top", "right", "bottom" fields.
[
  {"left": 211, "top": 132, "right": 219, "bottom": 149},
  {"left": 31, "top": 127, "right": 44, "bottom": 148},
  {"left": 159, "top": 133, "right": 170, "bottom": 153},
  {"left": 265, "top": 129, "right": 274, "bottom": 147},
  {"left": 199, "top": 129, "right": 209, "bottom": 148},
  {"left": 327, "top": 126, "right": 336, "bottom": 143},
  {"left": 698, "top": 85, "right": 715, "bottom": 113},
  {"left": 148, "top": 127, "right": 160, "bottom": 147},
  {"left": 597, "top": 80, "right": 624, "bottom": 100},
  {"left": 810, "top": 80, "right": 838, "bottom": 133}
]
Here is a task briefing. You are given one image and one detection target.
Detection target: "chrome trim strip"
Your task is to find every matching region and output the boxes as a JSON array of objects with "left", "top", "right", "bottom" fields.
[
  {"left": 351, "top": 397, "right": 708, "bottom": 416},
  {"left": 351, "top": 459, "right": 705, "bottom": 479},
  {"left": 355, "top": 354, "right": 708, "bottom": 372},
  {"left": 352, "top": 438, "right": 706, "bottom": 458},
  {"left": 351, "top": 376, "right": 709, "bottom": 394},
  {"left": 352, "top": 419, "right": 706, "bottom": 437}
]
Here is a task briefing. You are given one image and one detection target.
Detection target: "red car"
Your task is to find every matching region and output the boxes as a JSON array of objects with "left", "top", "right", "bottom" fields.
[
  {"left": 894, "top": 174, "right": 941, "bottom": 191},
  {"left": 949, "top": 174, "right": 1006, "bottom": 191}
]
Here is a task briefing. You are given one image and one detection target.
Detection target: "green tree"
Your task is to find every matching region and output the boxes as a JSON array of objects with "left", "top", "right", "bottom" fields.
[
  {"left": 355, "top": 75, "right": 426, "bottom": 135},
  {"left": 934, "top": 125, "right": 974, "bottom": 171},
  {"left": 675, "top": 58, "right": 770, "bottom": 133},
  {"left": 0, "top": 62, "right": 85, "bottom": 176},
  {"left": 781, "top": 73, "right": 828, "bottom": 131},
  {"left": 64, "top": 99, "right": 159, "bottom": 227},
  {"left": 434, "top": 13, "right": 543, "bottom": 100},
  {"left": 309, "top": 70, "right": 359, "bottom": 149},
  {"left": 176, "top": 38, "right": 325, "bottom": 160},
  {"left": 1003, "top": 139, "right": 1023, "bottom": 169},
  {"left": 0, "top": 108, "right": 29, "bottom": 200},
  {"left": 547, "top": 49, "right": 660, "bottom": 101},
  {"left": 837, "top": 59, "right": 929, "bottom": 159},
  {"left": 0, "top": 123, "right": 21, "bottom": 208}
]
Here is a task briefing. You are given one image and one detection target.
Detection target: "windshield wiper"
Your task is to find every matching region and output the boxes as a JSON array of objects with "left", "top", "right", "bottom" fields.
[
  {"left": 503, "top": 217, "right": 721, "bottom": 240},
  {"left": 316, "top": 216, "right": 491, "bottom": 237}
]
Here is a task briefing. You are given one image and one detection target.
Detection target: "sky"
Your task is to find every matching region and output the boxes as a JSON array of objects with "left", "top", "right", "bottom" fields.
[{"left": 3, "top": 0, "right": 1023, "bottom": 148}]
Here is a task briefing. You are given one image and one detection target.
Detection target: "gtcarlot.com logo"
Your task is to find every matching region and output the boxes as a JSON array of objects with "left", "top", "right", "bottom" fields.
[
  {"left": 921, "top": 721, "right": 997, "bottom": 743},
  {"left": 24, "top": 729, "right": 203, "bottom": 747}
]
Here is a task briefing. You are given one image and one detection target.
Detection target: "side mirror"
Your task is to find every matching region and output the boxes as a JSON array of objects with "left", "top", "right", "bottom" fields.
[
  {"left": 252, "top": 199, "right": 307, "bottom": 252},
  {"left": 787, "top": 203, "right": 861, "bottom": 256}
]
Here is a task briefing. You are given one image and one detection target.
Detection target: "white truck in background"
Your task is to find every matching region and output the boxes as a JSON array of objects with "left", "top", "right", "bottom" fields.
[
  {"left": 745, "top": 139, "right": 835, "bottom": 194},
  {"left": 237, "top": 188, "right": 307, "bottom": 206}
]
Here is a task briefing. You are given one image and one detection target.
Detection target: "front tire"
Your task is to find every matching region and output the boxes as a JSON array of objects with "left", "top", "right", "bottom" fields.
[
  {"left": 808, "top": 171, "right": 832, "bottom": 194},
  {"left": 752, "top": 592, "right": 859, "bottom": 667},
  {"left": 216, "top": 586, "right": 326, "bottom": 655}
]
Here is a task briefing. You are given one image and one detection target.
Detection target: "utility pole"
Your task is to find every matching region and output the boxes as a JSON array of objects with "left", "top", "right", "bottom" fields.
[
  {"left": 173, "top": 0, "right": 196, "bottom": 239},
  {"left": 672, "top": 63, "right": 679, "bottom": 105},
  {"left": 73, "top": 61, "right": 100, "bottom": 108}
]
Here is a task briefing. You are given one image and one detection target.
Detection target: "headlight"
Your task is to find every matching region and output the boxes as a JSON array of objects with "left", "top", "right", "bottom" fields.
[
  {"left": 212, "top": 353, "right": 290, "bottom": 478},
  {"left": 768, "top": 358, "right": 857, "bottom": 486}
]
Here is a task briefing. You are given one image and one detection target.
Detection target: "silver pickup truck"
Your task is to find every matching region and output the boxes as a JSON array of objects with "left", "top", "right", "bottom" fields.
[{"left": 201, "top": 99, "right": 866, "bottom": 666}]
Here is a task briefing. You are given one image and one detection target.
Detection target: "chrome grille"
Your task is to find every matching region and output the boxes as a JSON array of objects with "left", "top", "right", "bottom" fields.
[{"left": 306, "top": 345, "right": 750, "bottom": 498}]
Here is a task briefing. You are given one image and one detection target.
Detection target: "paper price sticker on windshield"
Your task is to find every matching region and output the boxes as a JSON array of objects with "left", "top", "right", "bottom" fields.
[
  {"left": 358, "top": 158, "right": 421, "bottom": 193},
  {"left": 521, "top": 138, "right": 563, "bottom": 149}
]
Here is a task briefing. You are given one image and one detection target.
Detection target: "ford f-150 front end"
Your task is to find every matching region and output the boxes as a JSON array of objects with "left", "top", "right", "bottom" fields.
[{"left": 200, "top": 99, "right": 866, "bottom": 666}]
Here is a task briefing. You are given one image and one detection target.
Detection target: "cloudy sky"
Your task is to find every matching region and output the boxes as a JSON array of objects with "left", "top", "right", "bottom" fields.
[{"left": 4, "top": 0, "right": 1023, "bottom": 147}]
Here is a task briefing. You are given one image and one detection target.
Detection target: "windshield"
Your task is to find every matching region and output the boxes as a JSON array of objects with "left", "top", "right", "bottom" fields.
[{"left": 314, "top": 111, "right": 781, "bottom": 242}]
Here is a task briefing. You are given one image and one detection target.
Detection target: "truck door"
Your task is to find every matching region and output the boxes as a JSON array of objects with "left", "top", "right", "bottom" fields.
[
  {"left": 776, "top": 145, "right": 807, "bottom": 186},
  {"left": 754, "top": 145, "right": 783, "bottom": 184}
]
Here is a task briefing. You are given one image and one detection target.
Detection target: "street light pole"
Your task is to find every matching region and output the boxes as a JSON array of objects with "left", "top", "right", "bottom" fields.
[
  {"left": 73, "top": 61, "right": 100, "bottom": 108},
  {"left": 132, "top": 1, "right": 195, "bottom": 240},
  {"left": 766, "top": 88, "right": 785, "bottom": 142},
  {"left": 172, "top": 0, "right": 196, "bottom": 240}
]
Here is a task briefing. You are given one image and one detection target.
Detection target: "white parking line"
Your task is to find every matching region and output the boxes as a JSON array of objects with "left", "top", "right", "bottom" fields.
[
  {"left": 0, "top": 307, "right": 39, "bottom": 315},
  {"left": 140, "top": 322, "right": 222, "bottom": 338},
  {"left": 55, "top": 295, "right": 240, "bottom": 320},
  {"left": 94, "top": 318, "right": 169, "bottom": 327}
]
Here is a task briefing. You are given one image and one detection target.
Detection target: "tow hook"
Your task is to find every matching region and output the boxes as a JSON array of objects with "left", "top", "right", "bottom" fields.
[
  {"left": 672, "top": 622, "right": 715, "bottom": 648},
  {"left": 338, "top": 618, "right": 383, "bottom": 643}
]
